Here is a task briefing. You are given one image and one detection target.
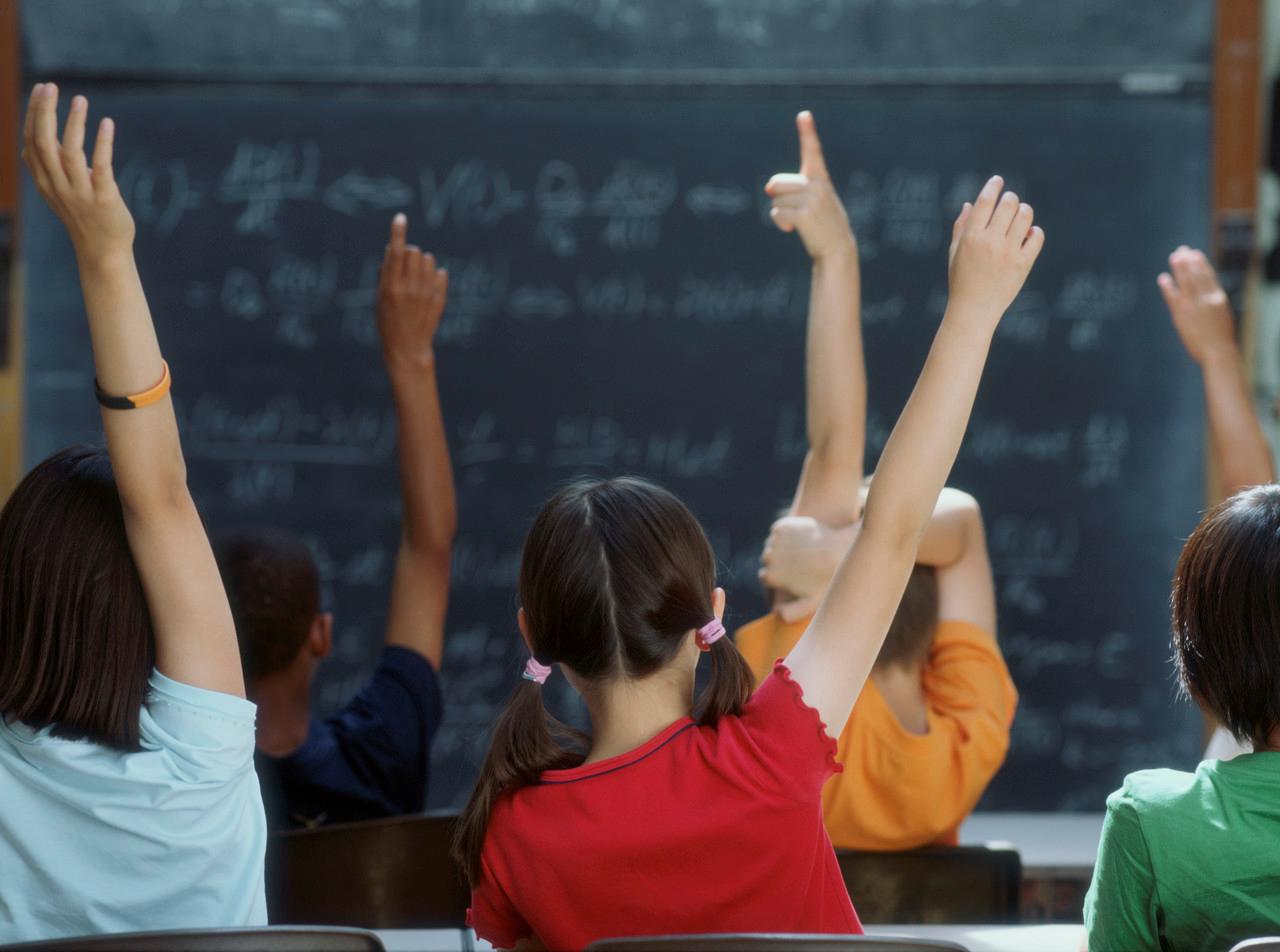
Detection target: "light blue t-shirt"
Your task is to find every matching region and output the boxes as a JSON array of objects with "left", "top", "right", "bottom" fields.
[{"left": 0, "top": 671, "right": 268, "bottom": 943}]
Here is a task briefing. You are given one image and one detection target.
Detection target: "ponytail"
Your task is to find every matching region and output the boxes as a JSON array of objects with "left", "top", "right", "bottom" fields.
[
  {"left": 452, "top": 679, "right": 587, "bottom": 887},
  {"left": 696, "top": 635, "right": 754, "bottom": 726}
]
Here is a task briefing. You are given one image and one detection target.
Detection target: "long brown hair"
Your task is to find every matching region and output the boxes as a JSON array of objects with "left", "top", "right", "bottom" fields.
[
  {"left": 0, "top": 446, "right": 154, "bottom": 750},
  {"left": 453, "top": 477, "right": 754, "bottom": 884}
]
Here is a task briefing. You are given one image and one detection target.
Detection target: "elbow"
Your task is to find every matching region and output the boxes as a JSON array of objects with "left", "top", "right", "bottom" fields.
[
  {"left": 403, "top": 516, "right": 457, "bottom": 562},
  {"left": 117, "top": 450, "right": 192, "bottom": 521}
]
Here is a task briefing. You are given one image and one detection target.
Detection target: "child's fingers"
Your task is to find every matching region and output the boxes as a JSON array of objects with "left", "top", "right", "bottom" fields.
[
  {"left": 950, "top": 202, "right": 972, "bottom": 245},
  {"left": 1010, "top": 202, "right": 1034, "bottom": 238},
  {"left": 61, "top": 96, "right": 91, "bottom": 191},
  {"left": 21, "top": 84, "right": 41, "bottom": 163},
  {"left": 1157, "top": 272, "right": 1180, "bottom": 312},
  {"left": 1021, "top": 225, "right": 1045, "bottom": 262},
  {"left": 1185, "top": 249, "right": 1221, "bottom": 295},
  {"left": 90, "top": 117, "right": 116, "bottom": 190},
  {"left": 769, "top": 206, "right": 798, "bottom": 233},
  {"left": 1169, "top": 248, "right": 1197, "bottom": 292},
  {"left": 434, "top": 268, "right": 449, "bottom": 301},
  {"left": 971, "top": 175, "right": 1003, "bottom": 228},
  {"left": 33, "top": 83, "right": 70, "bottom": 191},
  {"left": 796, "top": 110, "right": 829, "bottom": 180},
  {"left": 765, "top": 173, "right": 808, "bottom": 196},
  {"left": 770, "top": 193, "right": 809, "bottom": 211},
  {"left": 401, "top": 244, "right": 420, "bottom": 281},
  {"left": 388, "top": 212, "right": 407, "bottom": 251},
  {"left": 990, "top": 190, "right": 1020, "bottom": 234}
]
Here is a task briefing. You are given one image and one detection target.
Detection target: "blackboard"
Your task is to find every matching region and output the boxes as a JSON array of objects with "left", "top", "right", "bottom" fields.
[
  {"left": 21, "top": 87, "right": 1209, "bottom": 812},
  {"left": 24, "top": 0, "right": 1211, "bottom": 83}
]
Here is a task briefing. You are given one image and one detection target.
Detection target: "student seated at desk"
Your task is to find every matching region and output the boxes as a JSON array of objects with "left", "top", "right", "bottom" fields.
[
  {"left": 734, "top": 111, "right": 1016, "bottom": 851},
  {"left": 456, "top": 115, "right": 1044, "bottom": 950},
  {"left": 1158, "top": 247, "right": 1276, "bottom": 767},
  {"left": 739, "top": 489, "right": 1016, "bottom": 851},
  {"left": 1083, "top": 249, "right": 1280, "bottom": 951},
  {"left": 0, "top": 86, "right": 265, "bottom": 942},
  {"left": 215, "top": 215, "right": 454, "bottom": 829}
]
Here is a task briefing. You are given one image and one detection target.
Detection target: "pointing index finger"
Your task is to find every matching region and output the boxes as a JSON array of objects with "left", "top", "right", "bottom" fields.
[
  {"left": 388, "top": 212, "right": 407, "bottom": 250},
  {"left": 796, "top": 111, "right": 829, "bottom": 180}
]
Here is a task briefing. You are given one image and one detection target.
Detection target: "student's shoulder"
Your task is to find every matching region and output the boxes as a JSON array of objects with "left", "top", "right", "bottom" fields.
[{"left": 1109, "top": 766, "right": 1205, "bottom": 824}]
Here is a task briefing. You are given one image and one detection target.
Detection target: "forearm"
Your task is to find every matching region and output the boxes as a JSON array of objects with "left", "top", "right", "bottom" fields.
[
  {"left": 915, "top": 488, "right": 981, "bottom": 568},
  {"left": 790, "top": 312, "right": 993, "bottom": 690},
  {"left": 1200, "top": 347, "right": 1275, "bottom": 495},
  {"left": 861, "top": 311, "right": 992, "bottom": 553},
  {"left": 81, "top": 252, "right": 188, "bottom": 511},
  {"left": 792, "top": 247, "right": 865, "bottom": 526},
  {"left": 389, "top": 361, "right": 457, "bottom": 554}
]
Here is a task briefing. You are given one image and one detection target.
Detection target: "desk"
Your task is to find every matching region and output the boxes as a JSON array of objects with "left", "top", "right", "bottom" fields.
[
  {"left": 960, "top": 812, "right": 1103, "bottom": 921},
  {"left": 375, "top": 925, "right": 1086, "bottom": 952},
  {"left": 960, "top": 813, "right": 1104, "bottom": 877}
]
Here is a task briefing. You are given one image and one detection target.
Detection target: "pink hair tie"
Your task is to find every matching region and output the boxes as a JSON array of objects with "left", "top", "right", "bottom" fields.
[
  {"left": 697, "top": 618, "right": 726, "bottom": 650},
  {"left": 523, "top": 656, "right": 553, "bottom": 685}
]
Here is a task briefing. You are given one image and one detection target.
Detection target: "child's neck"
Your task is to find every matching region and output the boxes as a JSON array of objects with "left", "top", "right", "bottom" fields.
[
  {"left": 870, "top": 663, "right": 928, "bottom": 735},
  {"left": 582, "top": 669, "right": 694, "bottom": 766}
]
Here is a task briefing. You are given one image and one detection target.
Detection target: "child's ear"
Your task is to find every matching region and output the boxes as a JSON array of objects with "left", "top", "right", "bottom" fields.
[
  {"left": 517, "top": 608, "right": 533, "bottom": 652},
  {"left": 712, "top": 586, "right": 727, "bottom": 619},
  {"left": 310, "top": 612, "right": 334, "bottom": 659}
]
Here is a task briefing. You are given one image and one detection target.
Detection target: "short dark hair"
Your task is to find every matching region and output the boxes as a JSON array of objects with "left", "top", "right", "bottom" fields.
[
  {"left": 213, "top": 527, "right": 320, "bottom": 681},
  {"left": 0, "top": 446, "right": 154, "bottom": 751},
  {"left": 1173, "top": 485, "right": 1280, "bottom": 748},
  {"left": 875, "top": 564, "right": 939, "bottom": 670}
]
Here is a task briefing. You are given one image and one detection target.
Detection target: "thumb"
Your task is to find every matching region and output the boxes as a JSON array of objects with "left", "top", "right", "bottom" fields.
[
  {"left": 1157, "top": 272, "right": 1181, "bottom": 316},
  {"left": 797, "top": 111, "right": 829, "bottom": 180}
]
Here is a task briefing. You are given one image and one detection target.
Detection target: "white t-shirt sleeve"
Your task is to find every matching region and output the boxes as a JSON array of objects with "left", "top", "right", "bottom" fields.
[{"left": 139, "top": 671, "right": 258, "bottom": 783}]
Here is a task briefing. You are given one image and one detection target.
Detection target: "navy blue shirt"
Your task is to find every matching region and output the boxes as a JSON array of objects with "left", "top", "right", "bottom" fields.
[{"left": 257, "top": 646, "right": 443, "bottom": 829}]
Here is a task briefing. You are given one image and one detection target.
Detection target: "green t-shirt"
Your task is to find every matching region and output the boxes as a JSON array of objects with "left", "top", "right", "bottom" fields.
[{"left": 1084, "top": 752, "right": 1280, "bottom": 952}]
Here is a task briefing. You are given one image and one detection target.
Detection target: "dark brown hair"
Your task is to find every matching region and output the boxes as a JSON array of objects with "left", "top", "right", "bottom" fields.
[
  {"left": 0, "top": 446, "right": 154, "bottom": 751},
  {"left": 1172, "top": 486, "right": 1280, "bottom": 749},
  {"left": 875, "top": 565, "right": 938, "bottom": 670},
  {"left": 454, "top": 477, "right": 754, "bottom": 884},
  {"left": 212, "top": 527, "right": 320, "bottom": 681}
]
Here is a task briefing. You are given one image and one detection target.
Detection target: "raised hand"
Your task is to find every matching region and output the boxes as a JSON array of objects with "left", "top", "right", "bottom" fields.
[
  {"left": 946, "top": 176, "right": 1044, "bottom": 329},
  {"left": 760, "top": 516, "right": 856, "bottom": 601},
  {"left": 764, "top": 111, "right": 856, "bottom": 262},
  {"left": 21, "top": 83, "right": 134, "bottom": 263},
  {"left": 1159, "top": 247, "right": 1236, "bottom": 364},
  {"left": 377, "top": 213, "right": 449, "bottom": 373}
]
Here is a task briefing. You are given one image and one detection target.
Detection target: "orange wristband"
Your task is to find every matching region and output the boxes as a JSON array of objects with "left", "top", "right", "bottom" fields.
[{"left": 94, "top": 361, "right": 171, "bottom": 410}]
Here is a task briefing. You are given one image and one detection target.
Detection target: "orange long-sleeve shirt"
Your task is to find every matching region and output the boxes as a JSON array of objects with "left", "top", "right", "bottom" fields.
[{"left": 734, "top": 614, "right": 1017, "bottom": 851}]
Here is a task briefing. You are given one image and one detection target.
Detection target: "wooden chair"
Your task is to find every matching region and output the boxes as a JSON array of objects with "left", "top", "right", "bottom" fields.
[
  {"left": 836, "top": 845, "right": 1021, "bottom": 924},
  {"left": 0, "top": 927, "right": 384, "bottom": 951},
  {"left": 267, "top": 811, "right": 468, "bottom": 929},
  {"left": 588, "top": 936, "right": 968, "bottom": 951}
]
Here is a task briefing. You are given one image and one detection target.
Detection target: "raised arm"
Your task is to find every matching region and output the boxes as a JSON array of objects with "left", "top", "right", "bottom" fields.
[
  {"left": 22, "top": 84, "right": 243, "bottom": 696},
  {"left": 785, "top": 177, "right": 1042, "bottom": 735},
  {"left": 1160, "top": 246, "right": 1275, "bottom": 496},
  {"left": 378, "top": 214, "right": 456, "bottom": 669},
  {"left": 766, "top": 112, "right": 865, "bottom": 528},
  {"left": 759, "top": 487, "right": 994, "bottom": 631}
]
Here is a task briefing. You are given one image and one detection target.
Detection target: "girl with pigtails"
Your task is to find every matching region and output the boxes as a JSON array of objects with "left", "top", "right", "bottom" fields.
[{"left": 456, "top": 114, "right": 1044, "bottom": 950}]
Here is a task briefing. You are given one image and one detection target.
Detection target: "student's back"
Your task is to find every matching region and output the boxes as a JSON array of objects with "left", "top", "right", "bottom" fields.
[
  {"left": 474, "top": 656, "right": 856, "bottom": 949},
  {"left": 458, "top": 148, "right": 1043, "bottom": 948},
  {"left": 0, "top": 86, "right": 265, "bottom": 941},
  {"left": 1085, "top": 486, "right": 1280, "bottom": 951},
  {"left": 1087, "top": 756, "right": 1280, "bottom": 951},
  {"left": 214, "top": 216, "right": 454, "bottom": 830}
]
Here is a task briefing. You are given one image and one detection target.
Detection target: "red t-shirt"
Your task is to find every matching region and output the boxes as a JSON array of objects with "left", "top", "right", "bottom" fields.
[{"left": 468, "top": 663, "right": 862, "bottom": 949}]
